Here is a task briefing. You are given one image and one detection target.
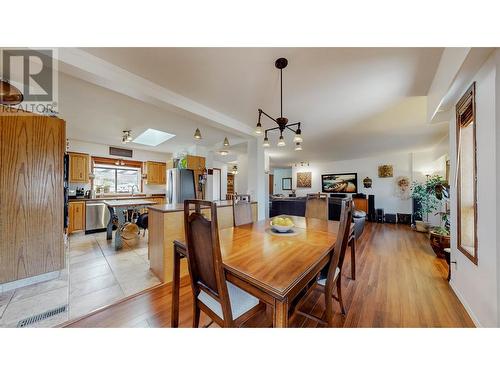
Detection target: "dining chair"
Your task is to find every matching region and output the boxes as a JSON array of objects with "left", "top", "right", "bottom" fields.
[
  {"left": 232, "top": 194, "right": 253, "bottom": 226},
  {"left": 294, "top": 199, "right": 353, "bottom": 327},
  {"left": 183, "top": 200, "right": 265, "bottom": 327},
  {"left": 305, "top": 192, "right": 329, "bottom": 220}
]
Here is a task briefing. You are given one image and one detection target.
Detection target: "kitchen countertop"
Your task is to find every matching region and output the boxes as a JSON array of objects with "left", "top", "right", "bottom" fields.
[
  {"left": 103, "top": 199, "right": 156, "bottom": 207},
  {"left": 148, "top": 200, "right": 257, "bottom": 213},
  {"left": 69, "top": 194, "right": 165, "bottom": 203}
]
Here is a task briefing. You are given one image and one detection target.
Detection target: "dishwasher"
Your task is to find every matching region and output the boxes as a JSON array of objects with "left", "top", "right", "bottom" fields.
[{"left": 85, "top": 202, "right": 111, "bottom": 234}]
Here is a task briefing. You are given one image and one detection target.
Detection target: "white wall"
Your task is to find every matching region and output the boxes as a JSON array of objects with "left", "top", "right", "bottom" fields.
[
  {"left": 448, "top": 52, "right": 499, "bottom": 327},
  {"left": 67, "top": 139, "right": 171, "bottom": 194},
  {"left": 291, "top": 152, "right": 416, "bottom": 214},
  {"left": 272, "top": 168, "right": 293, "bottom": 195}
]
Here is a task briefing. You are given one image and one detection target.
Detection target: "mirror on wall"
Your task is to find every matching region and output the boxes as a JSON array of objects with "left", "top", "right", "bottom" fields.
[{"left": 456, "top": 82, "right": 478, "bottom": 265}]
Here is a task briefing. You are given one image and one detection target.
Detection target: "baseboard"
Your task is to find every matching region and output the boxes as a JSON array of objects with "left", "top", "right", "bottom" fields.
[{"left": 449, "top": 280, "right": 481, "bottom": 327}]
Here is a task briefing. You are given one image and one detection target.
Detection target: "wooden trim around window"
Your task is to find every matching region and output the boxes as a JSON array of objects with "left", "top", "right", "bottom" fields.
[
  {"left": 456, "top": 82, "right": 478, "bottom": 265},
  {"left": 91, "top": 156, "right": 144, "bottom": 192}
]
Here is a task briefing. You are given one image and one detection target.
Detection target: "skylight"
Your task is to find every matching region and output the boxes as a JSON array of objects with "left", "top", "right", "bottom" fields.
[{"left": 132, "top": 128, "right": 175, "bottom": 146}]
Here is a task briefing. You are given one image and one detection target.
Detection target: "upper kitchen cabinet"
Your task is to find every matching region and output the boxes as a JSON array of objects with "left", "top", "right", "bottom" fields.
[
  {"left": 145, "top": 161, "right": 166, "bottom": 185},
  {"left": 68, "top": 152, "right": 90, "bottom": 183}
]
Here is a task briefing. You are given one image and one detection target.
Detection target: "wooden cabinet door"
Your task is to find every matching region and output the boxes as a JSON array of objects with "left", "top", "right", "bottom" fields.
[
  {"left": 69, "top": 153, "right": 89, "bottom": 183},
  {"left": 68, "top": 202, "right": 85, "bottom": 233},
  {"left": 146, "top": 161, "right": 166, "bottom": 185}
]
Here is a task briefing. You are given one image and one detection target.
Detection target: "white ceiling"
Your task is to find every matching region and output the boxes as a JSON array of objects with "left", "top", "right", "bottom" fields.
[
  {"left": 58, "top": 72, "right": 247, "bottom": 156},
  {"left": 76, "top": 48, "right": 446, "bottom": 165}
]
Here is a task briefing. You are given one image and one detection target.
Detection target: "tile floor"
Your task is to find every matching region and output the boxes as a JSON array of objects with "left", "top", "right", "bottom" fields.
[{"left": 0, "top": 231, "right": 161, "bottom": 328}]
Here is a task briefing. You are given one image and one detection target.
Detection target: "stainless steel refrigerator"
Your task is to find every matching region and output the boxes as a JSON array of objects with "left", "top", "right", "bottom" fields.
[{"left": 166, "top": 168, "right": 196, "bottom": 205}]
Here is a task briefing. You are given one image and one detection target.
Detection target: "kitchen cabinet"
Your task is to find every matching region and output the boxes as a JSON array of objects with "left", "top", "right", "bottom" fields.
[
  {"left": 186, "top": 155, "right": 206, "bottom": 199},
  {"left": 145, "top": 161, "right": 166, "bottom": 185},
  {"left": 69, "top": 152, "right": 90, "bottom": 183},
  {"left": 68, "top": 201, "right": 86, "bottom": 233},
  {"left": 1, "top": 109, "right": 66, "bottom": 283}
]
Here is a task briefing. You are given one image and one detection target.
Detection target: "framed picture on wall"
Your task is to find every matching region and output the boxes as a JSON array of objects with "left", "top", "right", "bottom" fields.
[
  {"left": 296, "top": 172, "right": 312, "bottom": 188},
  {"left": 282, "top": 177, "right": 292, "bottom": 190}
]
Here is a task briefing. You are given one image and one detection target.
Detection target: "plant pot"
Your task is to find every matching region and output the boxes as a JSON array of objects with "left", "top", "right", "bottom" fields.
[
  {"left": 415, "top": 220, "right": 430, "bottom": 233},
  {"left": 429, "top": 230, "right": 450, "bottom": 258}
]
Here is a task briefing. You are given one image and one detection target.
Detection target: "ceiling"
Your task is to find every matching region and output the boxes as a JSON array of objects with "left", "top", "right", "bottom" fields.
[
  {"left": 79, "top": 48, "right": 447, "bottom": 165},
  {"left": 58, "top": 72, "right": 247, "bottom": 156}
]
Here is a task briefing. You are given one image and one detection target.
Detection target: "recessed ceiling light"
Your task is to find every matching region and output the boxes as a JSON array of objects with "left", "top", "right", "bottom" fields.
[{"left": 132, "top": 128, "right": 175, "bottom": 146}]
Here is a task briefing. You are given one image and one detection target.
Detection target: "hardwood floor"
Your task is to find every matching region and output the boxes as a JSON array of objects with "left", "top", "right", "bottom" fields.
[{"left": 65, "top": 223, "right": 474, "bottom": 328}]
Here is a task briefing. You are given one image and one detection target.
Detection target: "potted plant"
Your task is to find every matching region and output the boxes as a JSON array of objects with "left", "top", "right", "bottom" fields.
[
  {"left": 410, "top": 175, "right": 447, "bottom": 233},
  {"left": 411, "top": 175, "right": 450, "bottom": 257}
]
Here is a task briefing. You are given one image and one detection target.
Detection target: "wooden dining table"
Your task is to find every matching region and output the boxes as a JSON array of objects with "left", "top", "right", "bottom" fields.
[{"left": 171, "top": 215, "right": 354, "bottom": 328}]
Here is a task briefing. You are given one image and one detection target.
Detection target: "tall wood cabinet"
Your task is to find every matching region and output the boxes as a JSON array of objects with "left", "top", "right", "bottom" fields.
[
  {"left": 0, "top": 109, "right": 66, "bottom": 284},
  {"left": 68, "top": 152, "right": 90, "bottom": 183}
]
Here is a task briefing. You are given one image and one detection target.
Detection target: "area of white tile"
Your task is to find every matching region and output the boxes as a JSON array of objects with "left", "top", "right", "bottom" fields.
[{"left": 0, "top": 230, "right": 160, "bottom": 328}]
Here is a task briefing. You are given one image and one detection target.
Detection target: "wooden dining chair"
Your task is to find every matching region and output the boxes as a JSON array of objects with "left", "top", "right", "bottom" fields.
[
  {"left": 294, "top": 199, "right": 353, "bottom": 327},
  {"left": 305, "top": 192, "right": 329, "bottom": 220},
  {"left": 232, "top": 194, "right": 253, "bottom": 226},
  {"left": 183, "top": 200, "right": 265, "bottom": 327}
]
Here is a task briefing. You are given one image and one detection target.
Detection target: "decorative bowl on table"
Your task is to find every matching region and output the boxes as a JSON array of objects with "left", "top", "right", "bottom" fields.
[{"left": 270, "top": 217, "right": 295, "bottom": 233}]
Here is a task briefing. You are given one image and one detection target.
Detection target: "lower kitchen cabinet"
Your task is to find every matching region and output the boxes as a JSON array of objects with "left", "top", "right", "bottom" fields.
[{"left": 68, "top": 201, "right": 86, "bottom": 234}]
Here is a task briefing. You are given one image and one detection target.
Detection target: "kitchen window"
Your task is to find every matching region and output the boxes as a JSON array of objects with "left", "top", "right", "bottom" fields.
[{"left": 94, "top": 164, "right": 142, "bottom": 194}]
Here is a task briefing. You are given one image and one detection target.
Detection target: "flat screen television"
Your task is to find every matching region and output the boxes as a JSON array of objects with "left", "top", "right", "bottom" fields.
[{"left": 321, "top": 173, "right": 358, "bottom": 194}]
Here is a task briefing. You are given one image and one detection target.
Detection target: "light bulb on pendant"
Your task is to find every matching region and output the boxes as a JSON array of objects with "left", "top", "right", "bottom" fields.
[
  {"left": 295, "top": 142, "right": 302, "bottom": 151},
  {"left": 255, "top": 122, "right": 262, "bottom": 135},
  {"left": 194, "top": 128, "right": 202, "bottom": 140},
  {"left": 277, "top": 135, "right": 286, "bottom": 147},
  {"left": 223, "top": 137, "right": 230, "bottom": 147},
  {"left": 293, "top": 129, "right": 303, "bottom": 143},
  {"left": 219, "top": 149, "right": 229, "bottom": 156},
  {"left": 263, "top": 136, "right": 270, "bottom": 147}
]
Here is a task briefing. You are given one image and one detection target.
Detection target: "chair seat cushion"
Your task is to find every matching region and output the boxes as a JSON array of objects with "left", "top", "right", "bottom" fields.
[
  {"left": 317, "top": 267, "right": 340, "bottom": 286},
  {"left": 198, "top": 282, "right": 259, "bottom": 320}
]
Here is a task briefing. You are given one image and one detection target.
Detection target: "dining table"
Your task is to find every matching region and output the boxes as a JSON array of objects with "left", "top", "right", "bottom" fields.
[{"left": 171, "top": 215, "right": 355, "bottom": 328}]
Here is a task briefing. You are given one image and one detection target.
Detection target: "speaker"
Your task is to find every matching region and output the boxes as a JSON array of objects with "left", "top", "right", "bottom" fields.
[
  {"left": 368, "top": 195, "right": 375, "bottom": 221},
  {"left": 376, "top": 208, "right": 385, "bottom": 223}
]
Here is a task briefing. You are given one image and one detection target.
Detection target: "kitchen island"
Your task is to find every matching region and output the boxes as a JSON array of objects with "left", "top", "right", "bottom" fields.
[{"left": 148, "top": 200, "right": 258, "bottom": 283}]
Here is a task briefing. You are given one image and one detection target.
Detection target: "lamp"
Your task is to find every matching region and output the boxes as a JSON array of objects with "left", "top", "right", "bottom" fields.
[
  {"left": 194, "top": 128, "right": 202, "bottom": 140},
  {"left": 294, "top": 142, "right": 302, "bottom": 151},
  {"left": 256, "top": 58, "right": 303, "bottom": 149},
  {"left": 218, "top": 137, "right": 230, "bottom": 155},
  {"left": 231, "top": 165, "right": 238, "bottom": 175}
]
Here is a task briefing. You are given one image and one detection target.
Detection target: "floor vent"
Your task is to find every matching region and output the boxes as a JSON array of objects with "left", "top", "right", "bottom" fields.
[{"left": 17, "top": 305, "right": 68, "bottom": 328}]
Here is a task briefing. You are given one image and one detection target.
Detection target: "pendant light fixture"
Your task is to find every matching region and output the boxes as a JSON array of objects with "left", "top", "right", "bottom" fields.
[
  {"left": 194, "top": 128, "right": 202, "bottom": 140},
  {"left": 218, "top": 137, "right": 230, "bottom": 156},
  {"left": 0, "top": 80, "right": 23, "bottom": 105},
  {"left": 231, "top": 165, "right": 238, "bottom": 175},
  {"left": 255, "top": 58, "right": 303, "bottom": 150}
]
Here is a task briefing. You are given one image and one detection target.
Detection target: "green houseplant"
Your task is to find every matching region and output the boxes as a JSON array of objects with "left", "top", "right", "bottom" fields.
[{"left": 410, "top": 175, "right": 450, "bottom": 257}]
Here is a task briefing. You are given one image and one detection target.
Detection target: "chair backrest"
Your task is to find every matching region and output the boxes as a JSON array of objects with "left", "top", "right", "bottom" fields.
[
  {"left": 305, "top": 193, "right": 329, "bottom": 220},
  {"left": 324, "top": 199, "right": 353, "bottom": 293},
  {"left": 183, "top": 200, "right": 233, "bottom": 322},
  {"left": 233, "top": 194, "right": 253, "bottom": 226}
]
